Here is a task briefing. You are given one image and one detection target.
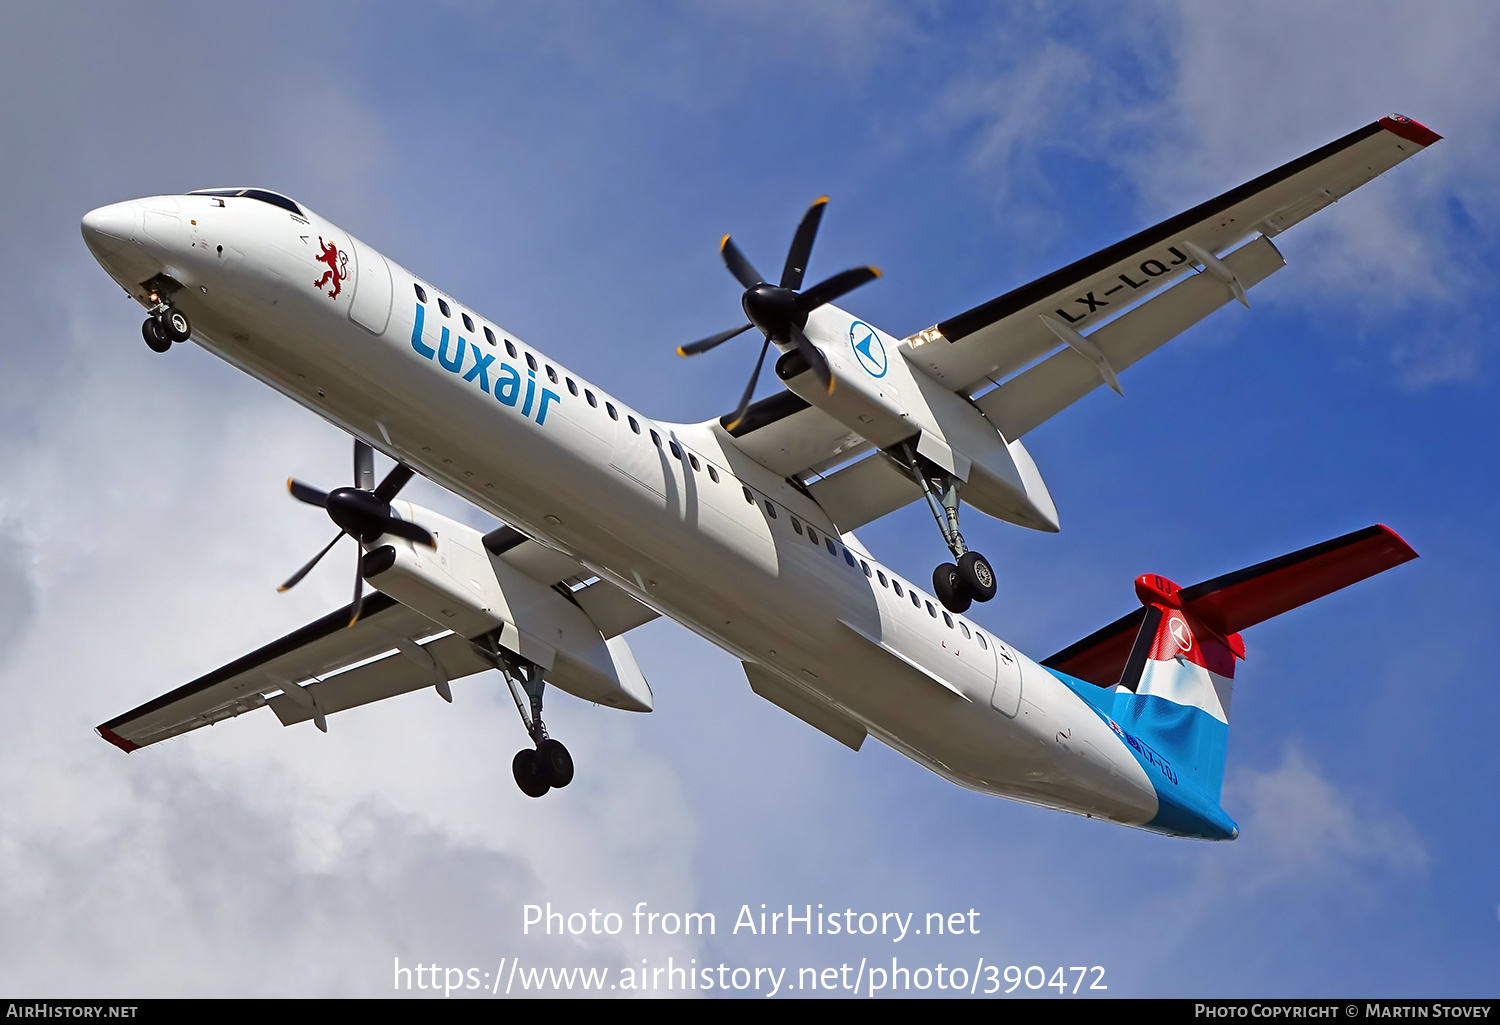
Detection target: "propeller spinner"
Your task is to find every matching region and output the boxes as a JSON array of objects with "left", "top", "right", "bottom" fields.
[
  {"left": 677, "top": 197, "right": 881, "bottom": 431},
  {"left": 280, "top": 439, "right": 434, "bottom": 626}
]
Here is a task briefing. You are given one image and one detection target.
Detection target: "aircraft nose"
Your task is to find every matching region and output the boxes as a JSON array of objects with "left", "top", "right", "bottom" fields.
[{"left": 81, "top": 201, "right": 140, "bottom": 257}]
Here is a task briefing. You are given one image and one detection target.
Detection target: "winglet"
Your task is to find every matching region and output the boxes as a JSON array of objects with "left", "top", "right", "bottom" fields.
[
  {"left": 96, "top": 725, "right": 139, "bottom": 753},
  {"left": 1379, "top": 114, "right": 1442, "bottom": 147}
]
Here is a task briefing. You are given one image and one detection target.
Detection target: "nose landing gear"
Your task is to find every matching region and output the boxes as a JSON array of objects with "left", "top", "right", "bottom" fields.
[
  {"left": 486, "top": 641, "right": 574, "bottom": 798},
  {"left": 140, "top": 308, "right": 191, "bottom": 353},
  {"left": 139, "top": 278, "right": 192, "bottom": 353},
  {"left": 896, "top": 440, "right": 998, "bottom": 615}
]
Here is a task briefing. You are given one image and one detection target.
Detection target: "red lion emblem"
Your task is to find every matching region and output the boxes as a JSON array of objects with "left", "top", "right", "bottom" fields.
[{"left": 313, "top": 237, "right": 348, "bottom": 299}]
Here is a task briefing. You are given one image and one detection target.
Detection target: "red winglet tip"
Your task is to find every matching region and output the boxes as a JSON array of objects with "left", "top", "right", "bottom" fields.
[
  {"left": 97, "top": 726, "right": 139, "bottom": 753},
  {"left": 1380, "top": 115, "right": 1442, "bottom": 147},
  {"left": 1374, "top": 523, "right": 1420, "bottom": 561}
]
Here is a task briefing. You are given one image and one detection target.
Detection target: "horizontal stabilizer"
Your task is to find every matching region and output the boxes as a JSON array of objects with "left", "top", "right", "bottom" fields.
[
  {"left": 1043, "top": 525, "right": 1417, "bottom": 688},
  {"left": 1176, "top": 524, "right": 1417, "bottom": 637}
]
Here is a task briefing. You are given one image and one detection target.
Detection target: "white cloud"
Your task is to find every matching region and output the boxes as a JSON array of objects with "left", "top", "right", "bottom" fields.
[{"left": 0, "top": 307, "right": 705, "bottom": 996}]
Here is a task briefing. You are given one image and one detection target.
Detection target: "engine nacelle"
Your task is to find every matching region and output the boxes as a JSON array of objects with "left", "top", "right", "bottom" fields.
[
  {"left": 361, "top": 502, "right": 653, "bottom": 711},
  {"left": 777, "top": 306, "right": 1060, "bottom": 532}
]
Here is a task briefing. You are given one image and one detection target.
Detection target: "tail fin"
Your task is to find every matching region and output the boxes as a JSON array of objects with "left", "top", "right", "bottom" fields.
[{"left": 1044, "top": 525, "right": 1417, "bottom": 837}]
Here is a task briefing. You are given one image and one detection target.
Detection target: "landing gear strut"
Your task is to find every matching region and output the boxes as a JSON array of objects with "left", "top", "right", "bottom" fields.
[
  {"left": 485, "top": 640, "right": 574, "bottom": 798},
  {"left": 896, "top": 440, "right": 998, "bottom": 615}
]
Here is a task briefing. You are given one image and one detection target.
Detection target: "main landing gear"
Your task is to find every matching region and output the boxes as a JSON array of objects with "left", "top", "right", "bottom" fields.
[
  {"left": 895, "top": 440, "right": 998, "bottom": 616},
  {"left": 141, "top": 307, "right": 191, "bottom": 353},
  {"left": 488, "top": 642, "right": 574, "bottom": 798}
]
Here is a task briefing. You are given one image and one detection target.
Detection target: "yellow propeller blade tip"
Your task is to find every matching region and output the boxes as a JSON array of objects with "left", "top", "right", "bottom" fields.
[
  {"left": 675, "top": 346, "right": 688, "bottom": 357},
  {"left": 276, "top": 584, "right": 291, "bottom": 593},
  {"left": 724, "top": 417, "right": 742, "bottom": 433},
  {"left": 825, "top": 378, "right": 836, "bottom": 396},
  {"left": 871, "top": 266, "right": 883, "bottom": 278},
  {"left": 284, "top": 477, "right": 295, "bottom": 492},
  {"left": 719, "top": 234, "right": 732, "bottom": 251},
  {"left": 813, "top": 195, "right": 829, "bottom": 206}
]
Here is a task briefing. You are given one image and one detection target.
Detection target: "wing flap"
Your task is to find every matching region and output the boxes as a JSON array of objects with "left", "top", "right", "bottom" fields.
[
  {"left": 904, "top": 116, "right": 1439, "bottom": 394},
  {"left": 97, "top": 594, "right": 449, "bottom": 750},
  {"left": 268, "top": 632, "right": 492, "bottom": 726},
  {"left": 806, "top": 452, "right": 921, "bottom": 532},
  {"left": 716, "top": 391, "right": 872, "bottom": 478},
  {"left": 976, "top": 235, "right": 1285, "bottom": 438}
]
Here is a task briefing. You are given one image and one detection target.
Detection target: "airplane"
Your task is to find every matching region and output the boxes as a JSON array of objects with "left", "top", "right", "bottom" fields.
[{"left": 78, "top": 115, "right": 1438, "bottom": 840}]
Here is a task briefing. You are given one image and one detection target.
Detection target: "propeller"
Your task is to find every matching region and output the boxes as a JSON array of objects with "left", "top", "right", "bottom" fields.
[
  {"left": 279, "top": 439, "right": 434, "bottom": 626},
  {"left": 677, "top": 196, "right": 881, "bottom": 430}
]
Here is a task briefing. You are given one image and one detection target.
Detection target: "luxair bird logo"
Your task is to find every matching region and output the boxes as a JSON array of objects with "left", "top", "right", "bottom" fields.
[
  {"left": 314, "top": 237, "right": 348, "bottom": 299},
  {"left": 850, "top": 320, "right": 887, "bottom": 377}
]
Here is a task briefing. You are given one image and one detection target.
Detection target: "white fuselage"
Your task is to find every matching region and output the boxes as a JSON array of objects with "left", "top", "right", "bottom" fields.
[{"left": 81, "top": 191, "right": 1160, "bottom": 828}]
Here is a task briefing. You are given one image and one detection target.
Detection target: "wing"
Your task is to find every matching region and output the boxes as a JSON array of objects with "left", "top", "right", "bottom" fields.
[
  {"left": 97, "top": 593, "right": 481, "bottom": 750},
  {"left": 903, "top": 115, "right": 1441, "bottom": 414},
  {"left": 99, "top": 519, "right": 663, "bottom": 752}
]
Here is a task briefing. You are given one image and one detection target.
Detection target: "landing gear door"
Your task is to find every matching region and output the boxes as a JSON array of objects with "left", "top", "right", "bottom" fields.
[{"left": 989, "top": 639, "right": 1023, "bottom": 718}]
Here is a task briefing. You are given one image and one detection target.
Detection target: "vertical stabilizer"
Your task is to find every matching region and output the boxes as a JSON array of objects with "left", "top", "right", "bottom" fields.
[{"left": 1043, "top": 525, "right": 1417, "bottom": 838}]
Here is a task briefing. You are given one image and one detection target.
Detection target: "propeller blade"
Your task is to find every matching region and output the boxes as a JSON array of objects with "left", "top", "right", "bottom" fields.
[
  {"left": 348, "top": 562, "right": 365, "bottom": 628},
  {"left": 287, "top": 478, "right": 329, "bottom": 508},
  {"left": 724, "top": 336, "right": 773, "bottom": 433},
  {"left": 372, "top": 463, "right": 416, "bottom": 503},
  {"left": 795, "top": 265, "right": 881, "bottom": 313},
  {"left": 278, "top": 531, "right": 345, "bottom": 592},
  {"left": 354, "top": 440, "right": 375, "bottom": 491},
  {"left": 720, "top": 235, "right": 764, "bottom": 290},
  {"left": 677, "top": 322, "right": 753, "bottom": 357},
  {"left": 790, "top": 324, "right": 834, "bottom": 395},
  {"left": 380, "top": 516, "right": 437, "bottom": 548},
  {"left": 781, "top": 196, "right": 828, "bottom": 291}
]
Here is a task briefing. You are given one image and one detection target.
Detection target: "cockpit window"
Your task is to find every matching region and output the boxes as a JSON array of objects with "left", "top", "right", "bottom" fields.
[{"left": 188, "top": 188, "right": 303, "bottom": 216}]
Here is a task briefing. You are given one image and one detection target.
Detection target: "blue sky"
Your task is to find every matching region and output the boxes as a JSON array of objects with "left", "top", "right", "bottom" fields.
[{"left": 0, "top": 1, "right": 1495, "bottom": 997}]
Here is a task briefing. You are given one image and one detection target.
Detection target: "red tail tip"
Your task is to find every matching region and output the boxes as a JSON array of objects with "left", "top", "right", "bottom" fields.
[{"left": 1135, "top": 574, "right": 1182, "bottom": 608}]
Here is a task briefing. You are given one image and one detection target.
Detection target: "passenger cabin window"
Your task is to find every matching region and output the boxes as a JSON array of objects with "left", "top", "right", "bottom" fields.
[
  {"left": 629, "top": 416, "right": 640, "bottom": 434},
  {"left": 892, "top": 580, "right": 903, "bottom": 597},
  {"left": 877, "top": 570, "right": 888, "bottom": 587},
  {"left": 825, "top": 538, "right": 837, "bottom": 556},
  {"left": 650, "top": 429, "right": 661, "bottom": 447},
  {"left": 669, "top": 441, "right": 683, "bottom": 460},
  {"left": 844, "top": 550, "right": 857, "bottom": 568},
  {"left": 462, "top": 313, "right": 475, "bottom": 332},
  {"left": 960, "top": 622, "right": 971, "bottom": 639},
  {"left": 861, "top": 560, "right": 871, "bottom": 577},
  {"left": 483, "top": 326, "right": 497, "bottom": 346},
  {"left": 807, "top": 526, "right": 818, "bottom": 544},
  {"left": 505, "top": 340, "right": 518, "bottom": 358},
  {"left": 606, "top": 402, "right": 619, "bottom": 420},
  {"left": 566, "top": 378, "right": 579, "bottom": 396},
  {"left": 438, "top": 299, "right": 451, "bottom": 317},
  {"left": 911, "top": 591, "right": 921, "bottom": 608},
  {"left": 942, "top": 611, "right": 953, "bottom": 628},
  {"left": 764, "top": 500, "right": 777, "bottom": 519},
  {"left": 790, "top": 516, "right": 803, "bottom": 535},
  {"left": 977, "top": 633, "right": 988, "bottom": 650},
  {"left": 743, "top": 486, "right": 754, "bottom": 504},
  {"left": 525, "top": 353, "right": 537, "bottom": 371},
  {"left": 585, "top": 389, "right": 597, "bottom": 407},
  {"left": 689, "top": 454, "right": 700, "bottom": 471},
  {"left": 546, "top": 366, "right": 558, "bottom": 383},
  {"left": 414, "top": 283, "right": 428, "bottom": 302},
  {"left": 707, "top": 465, "right": 719, "bottom": 483},
  {"left": 926, "top": 601, "right": 937, "bottom": 617}
]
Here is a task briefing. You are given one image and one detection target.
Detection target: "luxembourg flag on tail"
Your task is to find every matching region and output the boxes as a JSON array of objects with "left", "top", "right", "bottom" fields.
[{"left": 1043, "top": 525, "right": 1418, "bottom": 839}]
